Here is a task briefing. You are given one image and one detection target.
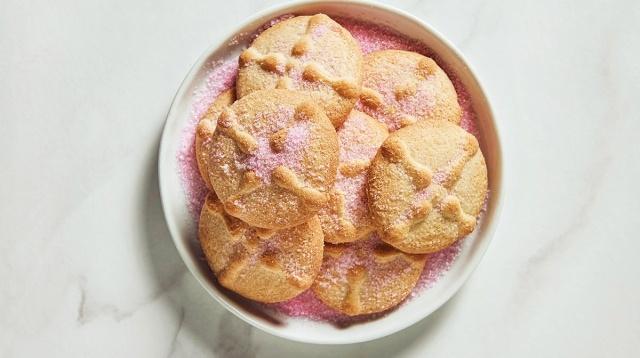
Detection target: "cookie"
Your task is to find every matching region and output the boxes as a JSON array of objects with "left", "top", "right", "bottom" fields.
[
  {"left": 204, "top": 89, "right": 339, "bottom": 229},
  {"left": 358, "top": 50, "right": 461, "bottom": 131},
  {"left": 196, "top": 88, "right": 235, "bottom": 190},
  {"left": 199, "top": 193, "right": 324, "bottom": 303},
  {"left": 237, "top": 14, "right": 363, "bottom": 128},
  {"left": 367, "top": 120, "right": 488, "bottom": 254},
  {"left": 311, "top": 234, "right": 426, "bottom": 316},
  {"left": 317, "top": 110, "right": 388, "bottom": 243}
]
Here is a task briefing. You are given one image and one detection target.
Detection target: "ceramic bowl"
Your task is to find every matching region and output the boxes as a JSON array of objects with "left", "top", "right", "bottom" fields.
[{"left": 158, "top": 0, "right": 503, "bottom": 344}]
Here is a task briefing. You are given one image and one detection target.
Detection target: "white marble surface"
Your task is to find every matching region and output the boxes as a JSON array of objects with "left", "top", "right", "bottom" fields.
[{"left": 1, "top": 0, "right": 639, "bottom": 356}]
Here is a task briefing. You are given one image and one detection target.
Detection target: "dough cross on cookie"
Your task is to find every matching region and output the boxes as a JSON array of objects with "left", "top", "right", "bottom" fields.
[
  {"left": 270, "top": 103, "right": 328, "bottom": 208},
  {"left": 203, "top": 200, "right": 278, "bottom": 286},
  {"left": 221, "top": 103, "right": 328, "bottom": 212},
  {"left": 385, "top": 133, "right": 480, "bottom": 240},
  {"left": 380, "top": 137, "right": 432, "bottom": 189},
  {"left": 325, "top": 241, "right": 422, "bottom": 314},
  {"left": 239, "top": 14, "right": 359, "bottom": 101},
  {"left": 322, "top": 191, "right": 358, "bottom": 239},
  {"left": 217, "top": 109, "right": 258, "bottom": 154},
  {"left": 360, "top": 83, "right": 422, "bottom": 129}
]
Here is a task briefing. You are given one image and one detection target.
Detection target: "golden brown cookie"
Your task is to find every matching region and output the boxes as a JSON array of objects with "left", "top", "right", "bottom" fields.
[
  {"left": 311, "top": 234, "right": 426, "bottom": 316},
  {"left": 196, "top": 88, "right": 235, "bottom": 190},
  {"left": 199, "top": 193, "right": 324, "bottom": 303},
  {"left": 367, "top": 120, "right": 488, "bottom": 254},
  {"left": 318, "top": 110, "right": 388, "bottom": 243},
  {"left": 359, "top": 50, "right": 461, "bottom": 131},
  {"left": 237, "top": 14, "right": 363, "bottom": 128},
  {"left": 204, "top": 89, "right": 339, "bottom": 229}
]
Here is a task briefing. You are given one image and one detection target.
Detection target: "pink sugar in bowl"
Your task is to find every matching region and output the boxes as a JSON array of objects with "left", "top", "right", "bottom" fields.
[{"left": 158, "top": 0, "right": 503, "bottom": 344}]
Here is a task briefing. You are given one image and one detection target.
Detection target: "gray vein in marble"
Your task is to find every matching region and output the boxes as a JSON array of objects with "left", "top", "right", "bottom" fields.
[
  {"left": 76, "top": 276, "right": 131, "bottom": 325},
  {"left": 515, "top": 34, "right": 620, "bottom": 294},
  {"left": 511, "top": 152, "right": 612, "bottom": 310},
  {"left": 76, "top": 270, "right": 186, "bottom": 325},
  {"left": 77, "top": 292, "right": 133, "bottom": 324},
  {"left": 166, "top": 307, "right": 185, "bottom": 358},
  {"left": 524, "top": 157, "right": 607, "bottom": 268}
]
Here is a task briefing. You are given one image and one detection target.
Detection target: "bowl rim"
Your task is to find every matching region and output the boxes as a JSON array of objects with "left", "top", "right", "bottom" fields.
[{"left": 158, "top": 0, "right": 504, "bottom": 345}]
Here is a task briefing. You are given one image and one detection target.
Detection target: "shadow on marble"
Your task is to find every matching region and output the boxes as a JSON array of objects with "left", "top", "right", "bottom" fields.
[
  {"left": 141, "top": 136, "right": 187, "bottom": 297},
  {"left": 141, "top": 132, "right": 258, "bottom": 356},
  {"left": 141, "top": 132, "right": 458, "bottom": 356}
]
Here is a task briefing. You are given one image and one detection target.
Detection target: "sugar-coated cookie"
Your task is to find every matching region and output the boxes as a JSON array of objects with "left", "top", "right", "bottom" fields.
[
  {"left": 196, "top": 88, "right": 236, "bottom": 190},
  {"left": 367, "top": 120, "right": 487, "bottom": 253},
  {"left": 311, "top": 234, "right": 426, "bottom": 316},
  {"left": 204, "top": 89, "right": 339, "bottom": 229},
  {"left": 237, "top": 14, "right": 363, "bottom": 128},
  {"left": 359, "top": 50, "right": 461, "bottom": 131},
  {"left": 318, "top": 110, "right": 388, "bottom": 243},
  {"left": 199, "top": 193, "right": 324, "bottom": 303}
]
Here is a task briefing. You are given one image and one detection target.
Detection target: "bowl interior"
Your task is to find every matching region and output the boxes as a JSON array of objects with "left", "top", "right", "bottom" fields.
[{"left": 159, "top": 0, "right": 502, "bottom": 345}]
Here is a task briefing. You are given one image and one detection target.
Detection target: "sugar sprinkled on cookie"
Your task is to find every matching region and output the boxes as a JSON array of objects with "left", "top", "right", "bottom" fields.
[
  {"left": 196, "top": 88, "right": 236, "bottom": 190},
  {"left": 317, "top": 110, "right": 387, "bottom": 243},
  {"left": 199, "top": 194, "right": 324, "bottom": 303},
  {"left": 178, "top": 59, "right": 238, "bottom": 218},
  {"left": 237, "top": 14, "right": 363, "bottom": 128},
  {"left": 206, "top": 89, "right": 339, "bottom": 229},
  {"left": 269, "top": 239, "right": 464, "bottom": 322},
  {"left": 368, "top": 120, "right": 488, "bottom": 254},
  {"left": 178, "top": 15, "right": 486, "bottom": 324},
  {"left": 357, "top": 50, "right": 461, "bottom": 131},
  {"left": 311, "top": 234, "right": 426, "bottom": 316},
  {"left": 242, "top": 109, "right": 311, "bottom": 183}
]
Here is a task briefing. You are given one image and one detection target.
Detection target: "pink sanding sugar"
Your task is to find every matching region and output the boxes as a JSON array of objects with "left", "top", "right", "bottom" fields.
[
  {"left": 176, "top": 15, "right": 483, "bottom": 323},
  {"left": 250, "top": 14, "right": 295, "bottom": 41},
  {"left": 337, "top": 17, "right": 433, "bottom": 55},
  {"left": 454, "top": 77, "right": 479, "bottom": 136},
  {"left": 177, "top": 58, "right": 238, "bottom": 219},
  {"left": 268, "top": 289, "right": 390, "bottom": 327},
  {"left": 412, "top": 239, "right": 464, "bottom": 297},
  {"left": 269, "top": 289, "right": 389, "bottom": 327}
]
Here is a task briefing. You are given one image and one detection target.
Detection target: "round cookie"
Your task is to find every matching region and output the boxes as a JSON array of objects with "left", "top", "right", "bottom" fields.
[
  {"left": 237, "top": 14, "right": 363, "bottom": 128},
  {"left": 311, "top": 234, "right": 426, "bottom": 316},
  {"left": 367, "top": 120, "right": 488, "bottom": 254},
  {"left": 199, "top": 193, "right": 324, "bottom": 303},
  {"left": 204, "top": 89, "right": 339, "bottom": 229},
  {"left": 358, "top": 50, "right": 461, "bottom": 131},
  {"left": 196, "top": 88, "right": 235, "bottom": 190},
  {"left": 318, "top": 110, "right": 388, "bottom": 243}
]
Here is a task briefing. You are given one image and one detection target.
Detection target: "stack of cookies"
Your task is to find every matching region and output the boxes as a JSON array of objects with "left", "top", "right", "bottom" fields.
[{"left": 195, "top": 14, "right": 488, "bottom": 316}]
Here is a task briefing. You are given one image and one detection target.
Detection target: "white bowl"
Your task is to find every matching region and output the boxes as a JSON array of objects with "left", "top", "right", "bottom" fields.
[{"left": 158, "top": 0, "right": 503, "bottom": 345}]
